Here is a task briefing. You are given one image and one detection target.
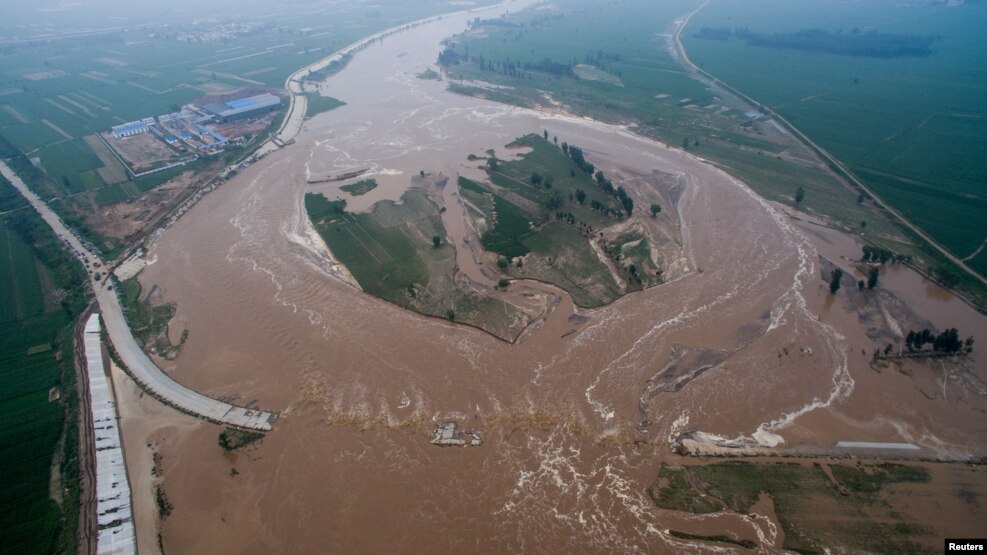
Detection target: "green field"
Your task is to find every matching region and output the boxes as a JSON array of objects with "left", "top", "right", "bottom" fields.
[
  {"left": 652, "top": 462, "right": 935, "bottom": 553},
  {"left": 458, "top": 134, "right": 628, "bottom": 307},
  {"left": 307, "top": 189, "right": 532, "bottom": 340},
  {"left": 339, "top": 178, "right": 378, "bottom": 196},
  {"left": 304, "top": 93, "right": 346, "bottom": 120},
  {"left": 0, "top": 175, "right": 89, "bottom": 555},
  {"left": 684, "top": 0, "right": 987, "bottom": 262},
  {"left": 438, "top": 0, "right": 987, "bottom": 306}
]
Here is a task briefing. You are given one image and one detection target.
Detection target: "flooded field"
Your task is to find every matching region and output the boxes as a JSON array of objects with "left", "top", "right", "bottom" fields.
[{"left": 133, "top": 2, "right": 987, "bottom": 551}]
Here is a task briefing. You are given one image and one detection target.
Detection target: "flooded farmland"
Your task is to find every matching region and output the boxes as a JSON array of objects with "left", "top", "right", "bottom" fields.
[{"left": 132, "top": 2, "right": 987, "bottom": 552}]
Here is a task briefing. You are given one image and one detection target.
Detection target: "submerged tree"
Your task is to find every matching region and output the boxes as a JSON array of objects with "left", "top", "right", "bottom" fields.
[
  {"left": 829, "top": 268, "right": 843, "bottom": 294},
  {"left": 867, "top": 266, "right": 880, "bottom": 289}
]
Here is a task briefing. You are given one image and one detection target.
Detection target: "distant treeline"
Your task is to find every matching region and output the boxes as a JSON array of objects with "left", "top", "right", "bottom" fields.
[{"left": 694, "top": 27, "right": 939, "bottom": 58}]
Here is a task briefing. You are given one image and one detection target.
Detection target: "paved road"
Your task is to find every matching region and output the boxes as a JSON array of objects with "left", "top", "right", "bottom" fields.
[
  {"left": 1, "top": 160, "right": 276, "bottom": 431},
  {"left": 670, "top": 1, "right": 987, "bottom": 289}
]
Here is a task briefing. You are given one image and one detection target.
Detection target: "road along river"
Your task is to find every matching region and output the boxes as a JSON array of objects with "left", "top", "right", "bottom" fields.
[{"left": 135, "top": 2, "right": 987, "bottom": 552}]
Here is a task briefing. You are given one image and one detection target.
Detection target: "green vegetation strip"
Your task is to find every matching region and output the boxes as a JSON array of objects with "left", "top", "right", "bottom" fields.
[
  {"left": 304, "top": 93, "right": 346, "bottom": 120},
  {"left": 0, "top": 175, "right": 89, "bottom": 554},
  {"left": 668, "top": 530, "right": 756, "bottom": 550},
  {"left": 218, "top": 428, "right": 265, "bottom": 451},
  {"left": 651, "top": 462, "right": 934, "bottom": 554}
]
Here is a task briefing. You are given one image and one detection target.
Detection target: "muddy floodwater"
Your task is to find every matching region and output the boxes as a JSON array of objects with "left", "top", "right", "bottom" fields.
[{"left": 135, "top": 2, "right": 987, "bottom": 552}]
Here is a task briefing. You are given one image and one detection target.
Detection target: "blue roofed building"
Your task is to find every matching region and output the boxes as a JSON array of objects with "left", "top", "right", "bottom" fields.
[{"left": 203, "top": 93, "right": 282, "bottom": 122}]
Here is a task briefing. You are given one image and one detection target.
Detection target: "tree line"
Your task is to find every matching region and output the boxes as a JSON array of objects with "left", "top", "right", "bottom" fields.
[
  {"left": 905, "top": 328, "right": 972, "bottom": 355},
  {"left": 561, "top": 141, "right": 633, "bottom": 216}
]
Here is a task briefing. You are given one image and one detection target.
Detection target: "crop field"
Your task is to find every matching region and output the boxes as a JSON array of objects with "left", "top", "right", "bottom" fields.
[
  {"left": 651, "top": 461, "right": 952, "bottom": 553},
  {"left": 0, "top": 224, "right": 45, "bottom": 321},
  {"left": 0, "top": 177, "right": 90, "bottom": 554},
  {"left": 307, "top": 191, "right": 434, "bottom": 305},
  {"left": 684, "top": 0, "right": 987, "bottom": 262}
]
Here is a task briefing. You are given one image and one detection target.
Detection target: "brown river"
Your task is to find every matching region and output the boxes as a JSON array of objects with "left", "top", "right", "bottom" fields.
[{"left": 134, "top": 2, "right": 987, "bottom": 552}]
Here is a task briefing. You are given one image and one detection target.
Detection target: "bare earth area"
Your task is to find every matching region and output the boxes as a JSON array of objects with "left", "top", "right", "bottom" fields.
[{"left": 118, "top": 1, "right": 986, "bottom": 552}]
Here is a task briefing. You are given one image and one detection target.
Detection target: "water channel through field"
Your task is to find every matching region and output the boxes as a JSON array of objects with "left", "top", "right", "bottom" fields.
[{"left": 137, "top": 2, "right": 987, "bottom": 551}]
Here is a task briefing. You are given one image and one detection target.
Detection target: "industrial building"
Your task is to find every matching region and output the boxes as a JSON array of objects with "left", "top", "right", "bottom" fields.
[
  {"left": 111, "top": 118, "right": 154, "bottom": 138},
  {"left": 204, "top": 93, "right": 282, "bottom": 122}
]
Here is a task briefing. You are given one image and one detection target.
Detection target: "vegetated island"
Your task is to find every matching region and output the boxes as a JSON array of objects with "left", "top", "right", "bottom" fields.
[
  {"left": 339, "top": 178, "right": 378, "bottom": 196},
  {"left": 693, "top": 27, "right": 939, "bottom": 58},
  {"left": 306, "top": 133, "right": 684, "bottom": 341}
]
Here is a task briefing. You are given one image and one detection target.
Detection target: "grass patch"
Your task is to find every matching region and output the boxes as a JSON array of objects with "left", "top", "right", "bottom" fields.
[
  {"left": 304, "top": 93, "right": 345, "bottom": 120},
  {"left": 339, "top": 178, "right": 378, "bottom": 196},
  {"left": 461, "top": 147, "right": 622, "bottom": 308},
  {"left": 218, "top": 428, "right": 265, "bottom": 451},
  {"left": 118, "top": 278, "right": 185, "bottom": 360},
  {"left": 649, "top": 464, "right": 721, "bottom": 514},
  {"left": 308, "top": 189, "right": 532, "bottom": 340}
]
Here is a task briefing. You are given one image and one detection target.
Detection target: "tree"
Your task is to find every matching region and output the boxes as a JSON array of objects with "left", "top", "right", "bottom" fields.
[
  {"left": 795, "top": 186, "right": 805, "bottom": 204},
  {"left": 541, "top": 189, "right": 563, "bottom": 210},
  {"left": 575, "top": 189, "right": 586, "bottom": 205},
  {"left": 616, "top": 186, "right": 633, "bottom": 215},
  {"left": 446, "top": 309, "right": 455, "bottom": 320},
  {"left": 867, "top": 266, "right": 879, "bottom": 289},
  {"left": 829, "top": 268, "right": 843, "bottom": 294},
  {"left": 530, "top": 172, "right": 543, "bottom": 185},
  {"left": 543, "top": 129, "right": 549, "bottom": 140},
  {"left": 682, "top": 137, "right": 689, "bottom": 150},
  {"left": 432, "top": 235, "right": 441, "bottom": 248},
  {"left": 650, "top": 203, "right": 661, "bottom": 217},
  {"left": 498, "top": 278, "right": 509, "bottom": 288},
  {"left": 497, "top": 257, "right": 509, "bottom": 269},
  {"left": 858, "top": 279, "right": 865, "bottom": 290}
]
